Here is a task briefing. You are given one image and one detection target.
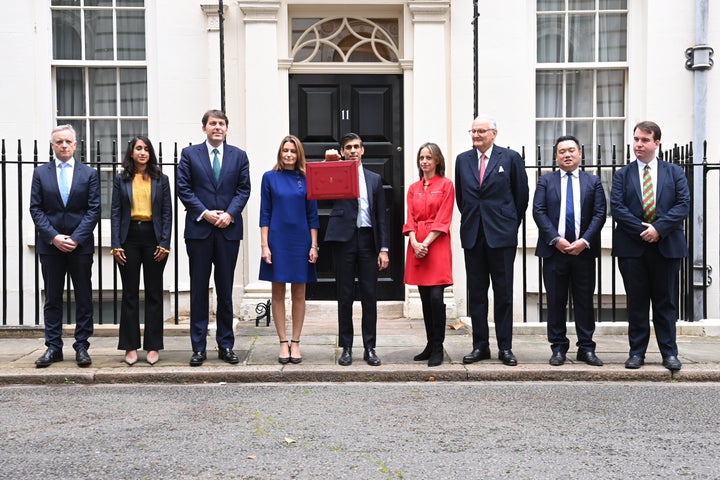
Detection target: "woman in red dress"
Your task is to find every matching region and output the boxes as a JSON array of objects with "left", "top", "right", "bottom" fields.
[{"left": 403, "top": 143, "right": 454, "bottom": 366}]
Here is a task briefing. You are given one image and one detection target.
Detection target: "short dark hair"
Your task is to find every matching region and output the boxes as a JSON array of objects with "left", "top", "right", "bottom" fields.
[
  {"left": 340, "top": 132, "right": 362, "bottom": 148},
  {"left": 202, "top": 109, "right": 229, "bottom": 127},
  {"left": 633, "top": 121, "right": 661, "bottom": 141},
  {"left": 553, "top": 135, "right": 581, "bottom": 156}
]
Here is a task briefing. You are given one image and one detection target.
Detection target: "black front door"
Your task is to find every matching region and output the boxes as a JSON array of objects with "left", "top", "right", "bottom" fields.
[{"left": 289, "top": 74, "right": 404, "bottom": 300}]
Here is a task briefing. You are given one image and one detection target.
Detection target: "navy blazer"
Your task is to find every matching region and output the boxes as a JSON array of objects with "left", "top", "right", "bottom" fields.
[
  {"left": 110, "top": 172, "right": 173, "bottom": 250},
  {"left": 611, "top": 159, "right": 690, "bottom": 259},
  {"left": 532, "top": 169, "right": 607, "bottom": 258},
  {"left": 29, "top": 160, "right": 101, "bottom": 255},
  {"left": 455, "top": 145, "right": 529, "bottom": 249},
  {"left": 324, "top": 167, "right": 389, "bottom": 253},
  {"left": 176, "top": 142, "right": 251, "bottom": 241}
]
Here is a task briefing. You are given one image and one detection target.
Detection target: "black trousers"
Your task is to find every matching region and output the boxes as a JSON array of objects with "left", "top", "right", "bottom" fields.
[
  {"left": 333, "top": 228, "right": 378, "bottom": 349},
  {"left": 118, "top": 222, "right": 167, "bottom": 351},
  {"left": 418, "top": 285, "right": 447, "bottom": 347},
  {"left": 463, "top": 234, "right": 517, "bottom": 351},
  {"left": 39, "top": 252, "right": 94, "bottom": 352},
  {"left": 618, "top": 245, "right": 681, "bottom": 358},
  {"left": 543, "top": 252, "right": 597, "bottom": 354}
]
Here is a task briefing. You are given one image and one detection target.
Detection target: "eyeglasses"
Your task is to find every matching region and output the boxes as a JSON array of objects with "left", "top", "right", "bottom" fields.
[{"left": 468, "top": 128, "right": 495, "bottom": 135}]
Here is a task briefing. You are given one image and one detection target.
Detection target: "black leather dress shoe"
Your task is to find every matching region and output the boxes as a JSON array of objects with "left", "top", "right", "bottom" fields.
[
  {"left": 577, "top": 350, "right": 604, "bottom": 366},
  {"left": 498, "top": 349, "right": 518, "bottom": 366},
  {"left": 218, "top": 348, "right": 240, "bottom": 364},
  {"left": 462, "top": 348, "right": 491, "bottom": 364},
  {"left": 364, "top": 348, "right": 381, "bottom": 366},
  {"left": 549, "top": 351, "right": 565, "bottom": 366},
  {"left": 75, "top": 347, "right": 92, "bottom": 367},
  {"left": 624, "top": 355, "right": 644, "bottom": 369},
  {"left": 189, "top": 351, "right": 207, "bottom": 366},
  {"left": 338, "top": 347, "right": 352, "bottom": 366},
  {"left": 662, "top": 355, "right": 682, "bottom": 372},
  {"left": 35, "top": 348, "right": 63, "bottom": 368}
]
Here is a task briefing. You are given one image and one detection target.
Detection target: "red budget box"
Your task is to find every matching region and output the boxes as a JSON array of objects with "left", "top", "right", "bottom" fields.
[{"left": 306, "top": 160, "right": 360, "bottom": 200}]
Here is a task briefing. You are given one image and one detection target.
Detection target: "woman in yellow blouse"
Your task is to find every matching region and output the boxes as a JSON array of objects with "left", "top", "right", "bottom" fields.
[{"left": 111, "top": 136, "right": 172, "bottom": 365}]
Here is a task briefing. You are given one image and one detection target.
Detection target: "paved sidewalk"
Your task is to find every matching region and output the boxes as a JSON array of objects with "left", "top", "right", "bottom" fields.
[{"left": 1, "top": 317, "right": 719, "bottom": 385}]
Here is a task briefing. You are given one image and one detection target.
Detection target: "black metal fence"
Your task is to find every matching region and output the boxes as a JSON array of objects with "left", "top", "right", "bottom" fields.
[{"left": 0, "top": 138, "right": 716, "bottom": 326}]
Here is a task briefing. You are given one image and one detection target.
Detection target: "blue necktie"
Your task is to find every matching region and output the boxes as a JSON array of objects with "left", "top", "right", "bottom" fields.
[
  {"left": 565, "top": 172, "right": 575, "bottom": 242},
  {"left": 59, "top": 162, "right": 70, "bottom": 206},
  {"left": 212, "top": 148, "right": 221, "bottom": 182}
]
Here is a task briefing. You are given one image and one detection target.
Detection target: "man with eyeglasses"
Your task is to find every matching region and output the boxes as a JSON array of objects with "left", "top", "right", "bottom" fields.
[
  {"left": 455, "top": 115, "right": 529, "bottom": 366},
  {"left": 324, "top": 133, "right": 390, "bottom": 366}
]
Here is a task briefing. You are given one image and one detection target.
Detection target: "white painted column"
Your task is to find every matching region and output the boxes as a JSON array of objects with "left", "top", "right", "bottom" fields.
[
  {"left": 200, "top": 4, "right": 227, "bottom": 109},
  {"left": 237, "top": 1, "right": 283, "bottom": 319},
  {"left": 406, "top": 1, "right": 456, "bottom": 319}
]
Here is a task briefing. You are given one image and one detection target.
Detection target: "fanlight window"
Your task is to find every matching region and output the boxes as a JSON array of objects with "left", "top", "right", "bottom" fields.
[{"left": 291, "top": 17, "right": 400, "bottom": 63}]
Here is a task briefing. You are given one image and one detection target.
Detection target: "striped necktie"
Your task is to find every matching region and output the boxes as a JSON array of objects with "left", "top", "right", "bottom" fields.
[{"left": 642, "top": 165, "right": 656, "bottom": 222}]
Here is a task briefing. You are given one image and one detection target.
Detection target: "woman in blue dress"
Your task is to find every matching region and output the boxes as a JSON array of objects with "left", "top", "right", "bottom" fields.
[{"left": 260, "top": 135, "right": 319, "bottom": 364}]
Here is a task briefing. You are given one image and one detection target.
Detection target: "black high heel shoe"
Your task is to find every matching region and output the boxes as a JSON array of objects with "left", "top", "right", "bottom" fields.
[
  {"left": 289, "top": 339, "right": 302, "bottom": 364},
  {"left": 278, "top": 340, "right": 290, "bottom": 364}
]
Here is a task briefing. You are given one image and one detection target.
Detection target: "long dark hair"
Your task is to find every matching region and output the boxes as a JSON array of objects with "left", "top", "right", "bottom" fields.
[
  {"left": 273, "top": 135, "right": 307, "bottom": 175},
  {"left": 121, "top": 136, "right": 161, "bottom": 180}
]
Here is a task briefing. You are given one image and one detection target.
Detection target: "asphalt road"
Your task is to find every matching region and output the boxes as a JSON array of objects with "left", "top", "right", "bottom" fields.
[{"left": 3, "top": 382, "right": 720, "bottom": 479}]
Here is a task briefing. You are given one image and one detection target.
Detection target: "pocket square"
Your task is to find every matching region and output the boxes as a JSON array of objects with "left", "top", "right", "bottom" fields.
[{"left": 499, "top": 166, "right": 505, "bottom": 173}]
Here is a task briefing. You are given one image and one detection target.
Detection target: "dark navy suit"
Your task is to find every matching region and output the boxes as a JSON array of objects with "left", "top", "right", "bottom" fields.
[
  {"left": 324, "top": 167, "right": 388, "bottom": 349},
  {"left": 29, "top": 159, "right": 101, "bottom": 352},
  {"left": 455, "top": 145, "right": 529, "bottom": 351},
  {"left": 533, "top": 169, "right": 606, "bottom": 354},
  {"left": 611, "top": 159, "right": 690, "bottom": 358},
  {"left": 177, "top": 141, "right": 251, "bottom": 353}
]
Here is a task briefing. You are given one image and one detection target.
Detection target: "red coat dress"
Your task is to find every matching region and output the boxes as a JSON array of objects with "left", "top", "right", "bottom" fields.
[{"left": 403, "top": 175, "right": 454, "bottom": 286}]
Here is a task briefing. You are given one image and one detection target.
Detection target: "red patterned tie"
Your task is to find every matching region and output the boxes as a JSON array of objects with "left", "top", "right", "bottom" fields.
[
  {"left": 642, "top": 165, "right": 656, "bottom": 222},
  {"left": 479, "top": 153, "right": 487, "bottom": 186}
]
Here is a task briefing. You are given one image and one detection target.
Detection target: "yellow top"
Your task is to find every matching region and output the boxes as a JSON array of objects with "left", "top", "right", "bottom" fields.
[{"left": 130, "top": 174, "right": 152, "bottom": 221}]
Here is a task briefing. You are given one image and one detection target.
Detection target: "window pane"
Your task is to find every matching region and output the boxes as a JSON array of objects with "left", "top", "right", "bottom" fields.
[
  {"left": 56, "top": 68, "right": 85, "bottom": 116},
  {"left": 121, "top": 120, "right": 148, "bottom": 141},
  {"left": 117, "top": 10, "right": 146, "bottom": 60},
  {"left": 536, "top": 120, "right": 563, "bottom": 165},
  {"left": 52, "top": 10, "right": 81, "bottom": 60},
  {"left": 600, "top": 0, "right": 627, "bottom": 8},
  {"left": 569, "top": 0, "right": 595, "bottom": 10},
  {"left": 568, "top": 14, "right": 594, "bottom": 62},
  {"left": 599, "top": 13, "right": 627, "bottom": 61},
  {"left": 566, "top": 120, "right": 593, "bottom": 161},
  {"left": 52, "top": 0, "right": 80, "bottom": 5},
  {"left": 566, "top": 70, "right": 593, "bottom": 117},
  {"left": 537, "top": 14, "right": 564, "bottom": 62},
  {"left": 536, "top": 71, "right": 563, "bottom": 118},
  {"left": 537, "top": 0, "right": 565, "bottom": 11},
  {"left": 596, "top": 69, "right": 624, "bottom": 116},
  {"left": 85, "top": 0, "right": 113, "bottom": 6},
  {"left": 120, "top": 69, "right": 147, "bottom": 116},
  {"left": 90, "top": 119, "right": 118, "bottom": 159},
  {"left": 118, "top": 0, "right": 145, "bottom": 6},
  {"left": 89, "top": 68, "right": 117, "bottom": 116},
  {"left": 85, "top": 10, "right": 114, "bottom": 60},
  {"left": 597, "top": 120, "right": 625, "bottom": 163},
  {"left": 99, "top": 170, "right": 113, "bottom": 219}
]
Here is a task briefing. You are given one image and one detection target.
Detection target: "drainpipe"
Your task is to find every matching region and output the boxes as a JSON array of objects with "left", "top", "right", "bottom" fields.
[
  {"left": 685, "top": 0, "right": 713, "bottom": 320},
  {"left": 219, "top": 0, "right": 226, "bottom": 112}
]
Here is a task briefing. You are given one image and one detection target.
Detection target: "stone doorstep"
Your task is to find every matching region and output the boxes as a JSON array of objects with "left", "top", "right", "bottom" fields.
[{"left": 1, "top": 318, "right": 719, "bottom": 339}]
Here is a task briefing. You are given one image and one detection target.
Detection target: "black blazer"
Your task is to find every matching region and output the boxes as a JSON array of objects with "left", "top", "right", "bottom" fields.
[
  {"left": 324, "top": 167, "right": 389, "bottom": 253},
  {"left": 455, "top": 145, "right": 529, "bottom": 249},
  {"left": 110, "top": 172, "right": 173, "bottom": 250},
  {"left": 533, "top": 169, "right": 607, "bottom": 258},
  {"left": 29, "top": 159, "right": 101, "bottom": 255},
  {"left": 611, "top": 159, "right": 690, "bottom": 259},
  {"left": 176, "top": 142, "right": 251, "bottom": 242}
]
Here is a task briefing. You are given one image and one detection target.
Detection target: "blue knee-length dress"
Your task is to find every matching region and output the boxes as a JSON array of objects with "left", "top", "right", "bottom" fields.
[{"left": 259, "top": 169, "right": 319, "bottom": 283}]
